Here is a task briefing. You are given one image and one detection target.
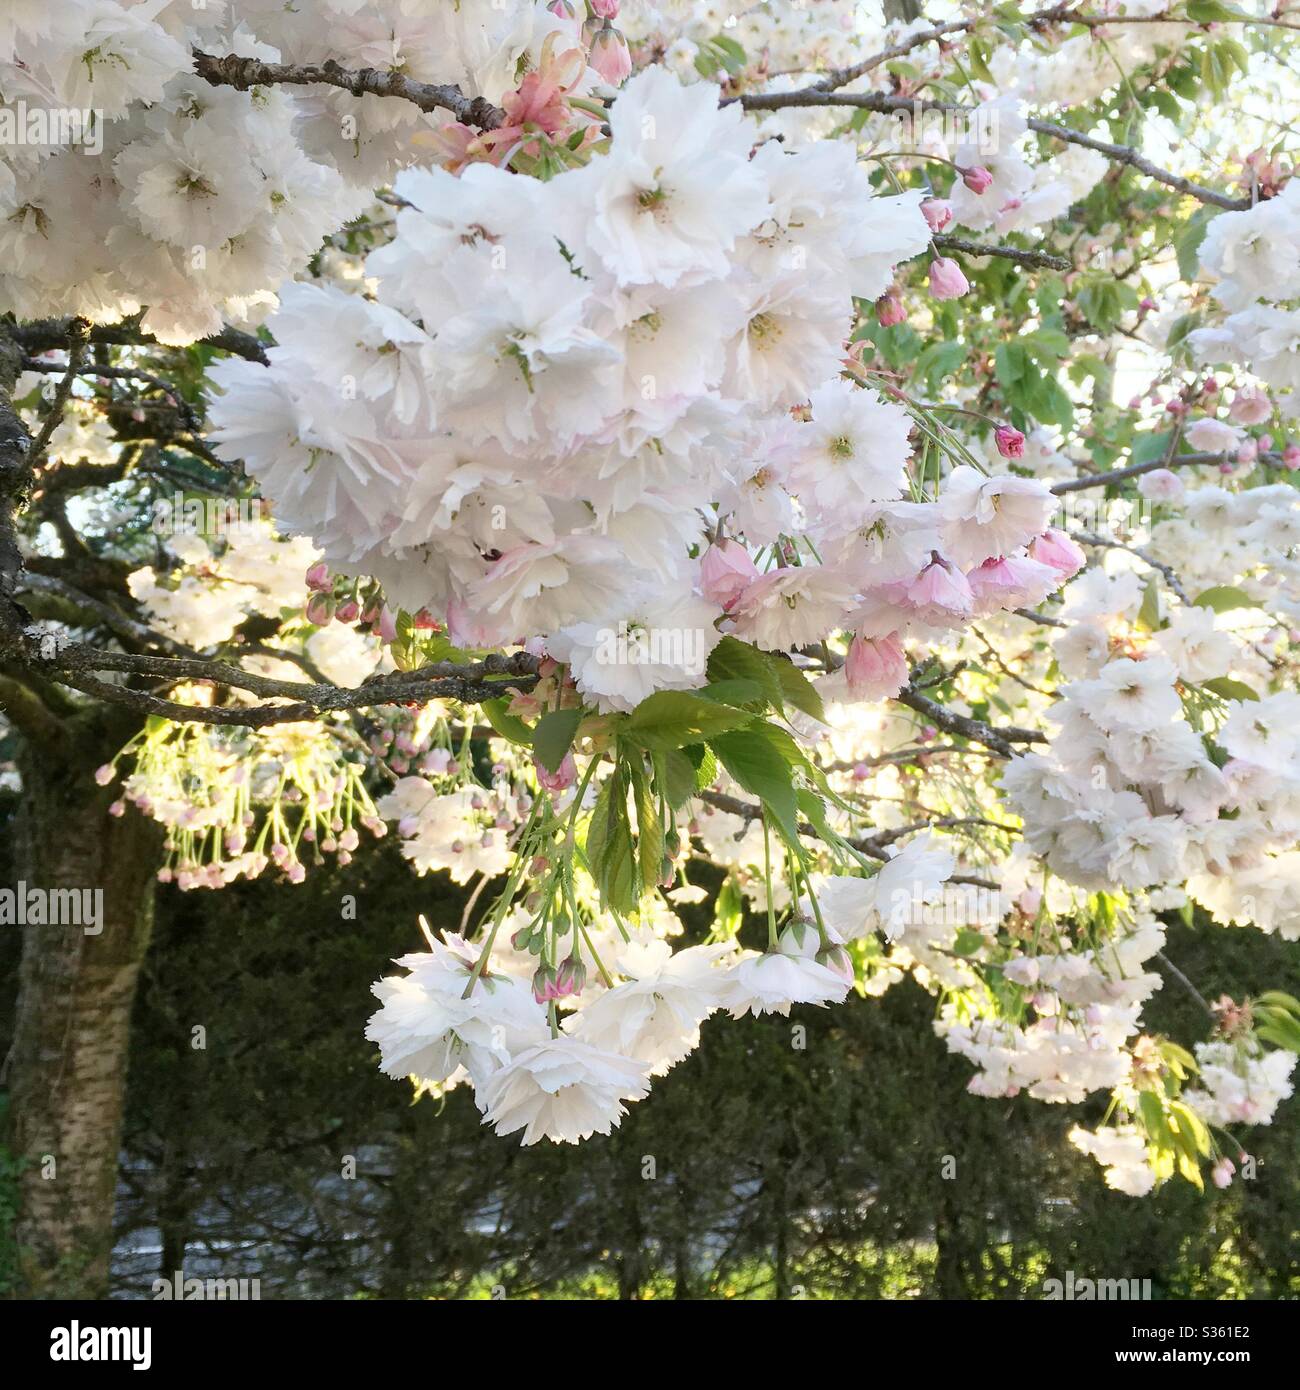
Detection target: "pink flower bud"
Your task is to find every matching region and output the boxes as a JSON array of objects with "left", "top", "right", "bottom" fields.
[
  {"left": 305, "top": 561, "right": 331, "bottom": 592},
  {"left": 305, "top": 592, "right": 335, "bottom": 626},
  {"left": 588, "top": 22, "right": 632, "bottom": 84},
  {"left": 921, "top": 198, "right": 952, "bottom": 233},
  {"left": 335, "top": 598, "right": 360, "bottom": 623},
  {"left": 1283, "top": 444, "right": 1300, "bottom": 470},
  {"left": 994, "top": 424, "right": 1025, "bottom": 459},
  {"left": 94, "top": 763, "right": 114, "bottom": 786},
  {"left": 556, "top": 955, "right": 587, "bottom": 996},
  {"left": 590, "top": 0, "right": 619, "bottom": 15},
  {"left": 876, "top": 291, "right": 906, "bottom": 327},
  {"left": 961, "top": 165, "right": 994, "bottom": 195},
  {"left": 700, "top": 538, "right": 759, "bottom": 611},
  {"left": 1211, "top": 1157, "right": 1235, "bottom": 1189},
  {"left": 535, "top": 750, "right": 577, "bottom": 793},
  {"left": 928, "top": 256, "right": 969, "bottom": 301},
  {"left": 377, "top": 604, "right": 399, "bottom": 643}
]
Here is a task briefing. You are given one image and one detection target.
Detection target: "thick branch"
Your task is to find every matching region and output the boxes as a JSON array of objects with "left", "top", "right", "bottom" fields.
[
  {"left": 15, "top": 639, "right": 541, "bottom": 728},
  {"left": 192, "top": 51, "right": 505, "bottom": 132}
]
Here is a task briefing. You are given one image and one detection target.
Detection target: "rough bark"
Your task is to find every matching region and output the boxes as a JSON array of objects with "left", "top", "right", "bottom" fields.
[{"left": 4, "top": 708, "right": 158, "bottom": 1298}]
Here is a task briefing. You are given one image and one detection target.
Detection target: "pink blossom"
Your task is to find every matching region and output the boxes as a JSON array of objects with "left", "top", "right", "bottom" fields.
[
  {"left": 967, "top": 554, "right": 1059, "bottom": 615},
  {"left": 305, "top": 592, "right": 335, "bottom": 626},
  {"left": 962, "top": 165, "right": 994, "bottom": 194},
  {"left": 1228, "top": 385, "right": 1271, "bottom": 425},
  {"left": 844, "top": 631, "right": 908, "bottom": 700},
  {"left": 928, "top": 256, "right": 969, "bottom": 301},
  {"left": 1136, "top": 468, "right": 1185, "bottom": 503},
  {"left": 700, "top": 538, "right": 759, "bottom": 611},
  {"left": 876, "top": 291, "right": 906, "bottom": 327},
  {"left": 1028, "top": 528, "right": 1086, "bottom": 578},
  {"left": 305, "top": 561, "right": 331, "bottom": 592},
  {"left": 1283, "top": 444, "right": 1300, "bottom": 470},
  {"left": 535, "top": 750, "right": 578, "bottom": 793},
  {"left": 377, "top": 604, "right": 400, "bottom": 643},
  {"left": 888, "top": 554, "right": 973, "bottom": 625},
  {"left": 921, "top": 198, "right": 952, "bottom": 233},
  {"left": 1211, "top": 1157, "right": 1235, "bottom": 1189},
  {"left": 994, "top": 424, "right": 1025, "bottom": 459},
  {"left": 588, "top": 23, "right": 632, "bottom": 84}
]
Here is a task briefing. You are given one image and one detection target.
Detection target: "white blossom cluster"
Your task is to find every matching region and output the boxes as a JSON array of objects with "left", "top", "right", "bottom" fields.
[
  {"left": 208, "top": 65, "right": 1085, "bottom": 715},
  {"left": 1189, "top": 179, "right": 1300, "bottom": 414},
  {"left": 0, "top": 0, "right": 578, "bottom": 341}
]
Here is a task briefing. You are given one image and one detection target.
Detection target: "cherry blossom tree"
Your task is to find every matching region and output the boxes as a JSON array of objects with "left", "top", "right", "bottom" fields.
[{"left": 2, "top": 0, "right": 1299, "bottom": 1295}]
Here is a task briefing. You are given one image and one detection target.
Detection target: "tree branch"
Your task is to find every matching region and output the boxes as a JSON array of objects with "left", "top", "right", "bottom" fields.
[
  {"left": 932, "top": 234, "right": 1070, "bottom": 272},
  {"left": 192, "top": 50, "right": 506, "bottom": 132},
  {"left": 735, "top": 90, "right": 1250, "bottom": 211}
]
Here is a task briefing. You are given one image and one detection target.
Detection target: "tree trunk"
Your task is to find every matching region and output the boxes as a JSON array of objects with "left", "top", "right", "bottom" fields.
[{"left": 5, "top": 711, "right": 157, "bottom": 1298}]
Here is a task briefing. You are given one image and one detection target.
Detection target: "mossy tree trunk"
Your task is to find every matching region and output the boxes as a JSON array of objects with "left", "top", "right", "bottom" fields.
[{"left": 4, "top": 705, "right": 157, "bottom": 1298}]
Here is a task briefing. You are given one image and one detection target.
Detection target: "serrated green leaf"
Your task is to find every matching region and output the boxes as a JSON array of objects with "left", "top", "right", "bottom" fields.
[
  {"left": 706, "top": 636, "right": 785, "bottom": 708},
  {"left": 584, "top": 767, "right": 636, "bottom": 914},
  {"left": 620, "top": 690, "right": 753, "bottom": 751},
  {"left": 627, "top": 757, "right": 664, "bottom": 898},
  {"left": 773, "top": 659, "right": 826, "bottom": 723},
  {"left": 532, "top": 707, "right": 582, "bottom": 774},
  {"left": 709, "top": 725, "right": 800, "bottom": 844}
]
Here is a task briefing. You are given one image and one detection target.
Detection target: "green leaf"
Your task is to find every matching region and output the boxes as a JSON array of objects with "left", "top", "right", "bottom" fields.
[
  {"left": 1192, "top": 585, "right": 1254, "bottom": 613},
  {"left": 709, "top": 725, "right": 800, "bottom": 844},
  {"left": 696, "top": 678, "right": 768, "bottom": 710},
  {"left": 1136, "top": 577, "right": 1162, "bottom": 634},
  {"left": 532, "top": 707, "right": 582, "bottom": 774},
  {"left": 1175, "top": 204, "right": 1221, "bottom": 281},
  {"left": 1187, "top": 0, "right": 1237, "bottom": 20},
  {"left": 689, "top": 743, "right": 718, "bottom": 792},
  {"left": 620, "top": 690, "right": 753, "bottom": 751},
  {"left": 480, "top": 698, "right": 533, "bottom": 747},
  {"left": 706, "top": 636, "right": 784, "bottom": 708},
  {"left": 584, "top": 768, "right": 637, "bottom": 914},
  {"left": 660, "top": 748, "right": 700, "bottom": 808},
  {"left": 796, "top": 788, "right": 836, "bottom": 844},
  {"left": 713, "top": 873, "right": 744, "bottom": 937},
  {"left": 627, "top": 757, "right": 664, "bottom": 898},
  {"left": 1201, "top": 676, "right": 1259, "bottom": 703},
  {"left": 1168, "top": 1101, "right": 1212, "bottom": 1158},
  {"left": 772, "top": 659, "right": 826, "bottom": 723}
]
